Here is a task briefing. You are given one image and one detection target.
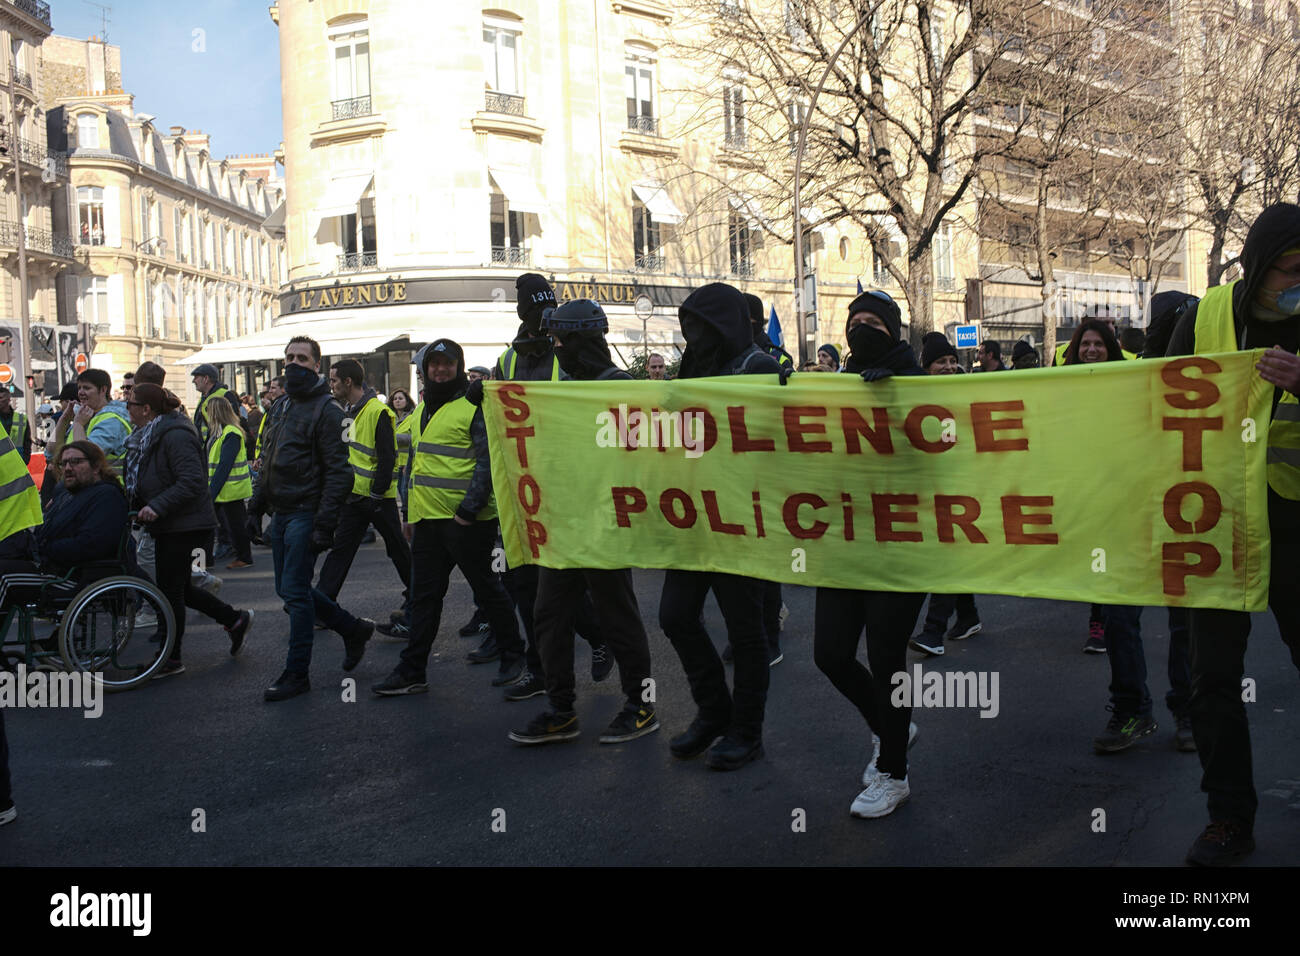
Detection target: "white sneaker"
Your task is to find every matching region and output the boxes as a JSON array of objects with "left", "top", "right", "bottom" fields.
[
  {"left": 865, "top": 722, "right": 918, "bottom": 785},
  {"left": 850, "top": 773, "right": 910, "bottom": 819}
]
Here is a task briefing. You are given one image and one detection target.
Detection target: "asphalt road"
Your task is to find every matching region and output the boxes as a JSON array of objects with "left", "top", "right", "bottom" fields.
[{"left": 3, "top": 538, "right": 1297, "bottom": 867}]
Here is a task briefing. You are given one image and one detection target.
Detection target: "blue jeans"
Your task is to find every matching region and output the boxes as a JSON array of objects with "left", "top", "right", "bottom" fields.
[
  {"left": 271, "top": 510, "right": 359, "bottom": 676},
  {"left": 1104, "top": 605, "right": 1192, "bottom": 719}
]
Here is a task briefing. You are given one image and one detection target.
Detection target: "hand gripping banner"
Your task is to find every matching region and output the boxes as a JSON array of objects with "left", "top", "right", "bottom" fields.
[{"left": 484, "top": 351, "right": 1273, "bottom": 611}]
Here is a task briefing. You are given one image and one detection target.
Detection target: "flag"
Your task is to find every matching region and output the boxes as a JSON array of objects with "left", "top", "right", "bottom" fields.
[
  {"left": 856, "top": 278, "right": 864, "bottom": 294},
  {"left": 767, "top": 306, "right": 783, "bottom": 348}
]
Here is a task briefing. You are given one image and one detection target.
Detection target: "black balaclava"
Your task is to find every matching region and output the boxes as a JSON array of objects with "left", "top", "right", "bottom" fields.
[
  {"left": 516, "top": 273, "right": 557, "bottom": 334},
  {"left": 421, "top": 339, "right": 468, "bottom": 411},
  {"left": 555, "top": 331, "right": 615, "bottom": 380},
  {"left": 284, "top": 363, "right": 320, "bottom": 398},
  {"left": 677, "top": 283, "right": 754, "bottom": 379},
  {"left": 845, "top": 290, "right": 903, "bottom": 368}
]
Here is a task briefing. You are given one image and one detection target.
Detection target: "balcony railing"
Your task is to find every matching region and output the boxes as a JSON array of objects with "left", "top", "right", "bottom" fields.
[
  {"left": 3, "top": 136, "right": 68, "bottom": 177},
  {"left": 484, "top": 91, "right": 526, "bottom": 116},
  {"left": 338, "top": 252, "right": 378, "bottom": 272},
  {"left": 491, "top": 246, "right": 530, "bottom": 267},
  {"left": 634, "top": 253, "right": 666, "bottom": 273},
  {"left": 331, "top": 95, "right": 373, "bottom": 121},
  {"left": 11, "top": 67, "right": 32, "bottom": 89},
  {"left": 730, "top": 258, "right": 754, "bottom": 278},
  {"left": 872, "top": 270, "right": 892, "bottom": 286},
  {"left": 10, "top": 0, "right": 51, "bottom": 27},
  {"left": 935, "top": 275, "right": 958, "bottom": 292},
  {"left": 724, "top": 130, "right": 748, "bottom": 150},
  {"left": 0, "top": 220, "right": 75, "bottom": 258},
  {"left": 627, "top": 115, "right": 660, "bottom": 136}
]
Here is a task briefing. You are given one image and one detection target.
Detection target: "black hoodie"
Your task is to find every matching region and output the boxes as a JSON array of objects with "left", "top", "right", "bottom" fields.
[
  {"left": 416, "top": 339, "right": 493, "bottom": 522},
  {"left": 678, "top": 283, "right": 781, "bottom": 379}
]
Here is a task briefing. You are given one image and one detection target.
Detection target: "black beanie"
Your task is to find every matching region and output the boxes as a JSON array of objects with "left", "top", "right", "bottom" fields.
[
  {"left": 516, "top": 273, "right": 557, "bottom": 330},
  {"left": 921, "top": 332, "right": 958, "bottom": 369},
  {"left": 847, "top": 290, "right": 902, "bottom": 341},
  {"left": 1011, "top": 340, "right": 1036, "bottom": 362},
  {"left": 743, "top": 293, "right": 765, "bottom": 326}
]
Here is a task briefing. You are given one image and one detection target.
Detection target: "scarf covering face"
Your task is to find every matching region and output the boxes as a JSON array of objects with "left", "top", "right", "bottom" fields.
[{"left": 125, "top": 413, "right": 165, "bottom": 501}]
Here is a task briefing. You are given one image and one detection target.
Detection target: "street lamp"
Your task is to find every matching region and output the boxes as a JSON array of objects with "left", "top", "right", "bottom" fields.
[{"left": 793, "top": 10, "right": 875, "bottom": 366}]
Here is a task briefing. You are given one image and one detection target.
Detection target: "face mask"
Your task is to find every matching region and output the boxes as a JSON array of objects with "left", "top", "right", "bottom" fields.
[
  {"left": 284, "top": 363, "right": 319, "bottom": 396},
  {"left": 1255, "top": 284, "right": 1300, "bottom": 321},
  {"left": 847, "top": 324, "right": 895, "bottom": 364}
]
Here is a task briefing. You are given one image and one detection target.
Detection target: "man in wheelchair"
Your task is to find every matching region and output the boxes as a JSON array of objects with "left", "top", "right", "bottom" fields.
[{"left": 0, "top": 440, "right": 129, "bottom": 614}]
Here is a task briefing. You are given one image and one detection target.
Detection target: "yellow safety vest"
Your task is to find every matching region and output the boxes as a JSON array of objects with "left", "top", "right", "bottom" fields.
[
  {"left": 396, "top": 403, "right": 421, "bottom": 473},
  {"left": 4, "top": 411, "right": 25, "bottom": 447},
  {"left": 87, "top": 407, "right": 132, "bottom": 470},
  {"left": 1193, "top": 280, "right": 1300, "bottom": 500},
  {"left": 407, "top": 398, "right": 495, "bottom": 522},
  {"left": 255, "top": 409, "right": 267, "bottom": 458},
  {"left": 347, "top": 396, "right": 397, "bottom": 499},
  {"left": 195, "top": 385, "right": 229, "bottom": 444},
  {"left": 0, "top": 435, "right": 41, "bottom": 539},
  {"left": 207, "top": 423, "right": 253, "bottom": 503},
  {"left": 1053, "top": 341, "right": 1135, "bottom": 366},
  {"left": 496, "top": 347, "right": 562, "bottom": 381}
]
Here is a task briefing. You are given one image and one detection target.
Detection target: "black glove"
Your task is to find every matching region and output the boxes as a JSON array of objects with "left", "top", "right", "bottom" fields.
[
  {"left": 310, "top": 527, "right": 334, "bottom": 553},
  {"left": 859, "top": 367, "right": 894, "bottom": 383},
  {"left": 778, "top": 364, "right": 795, "bottom": 385},
  {"left": 465, "top": 378, "right": 485, "bottom": 406}
]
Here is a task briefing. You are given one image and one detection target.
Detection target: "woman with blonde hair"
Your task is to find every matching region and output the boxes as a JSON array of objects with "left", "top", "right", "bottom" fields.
[{"left": 205, "top": 397, "right": 254, "bottom": 569}]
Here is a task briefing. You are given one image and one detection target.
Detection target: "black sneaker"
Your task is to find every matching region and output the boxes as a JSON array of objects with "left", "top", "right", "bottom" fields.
[
  {"left": 1174, "top": 713, "right": 1197, "bottom": 752},
  {"left": 1083, "top": 621, "right": 1106, "bottom": 654},
  {"left": 508, "top": 710, "right": 579, "bottom": 745},
  {"left": 1093, "top": 711, "right": 1157, "bottom": 753},
  {"left": 372, "top": 668, "right": 429, "bottom": 696},
  {"left": 909, "top": 632, "right": 945, "bottom": 656},
  {"left": 590, "top": 644, "right": 614, "bottom": 682},
  {"left": 459, "top": 609, "right": 490, "bottom": 638},
  {"left": 705, "top": 735, "right": 764, "bottom": 771},
  {"left": 226, "top": 609, "right": 254, "bottom": 657},
  {"left": 769, "top": 644, "right": 783, "bottom": 667},
  {"left": 152, "top": 659, "right": 186, "bottom": 680},
  {"left": 599, "top": 704, "right": 660, "bottom": 744},
  {"left": 467, "top": 633, "right": 500, "bottom": 664},
  {"left": 947, "top": 620, "right": 981, "bottom": 641},
  {"left": 0, "top": 801, "right": 16, "bottom": 826},
  {"left": 264, "top": 670, "right": 310, "bottom": 701},
  {"left": 342, "top": 618, "right": 373, "bottom": 671},
  {"left": 669, "top": 716, "right": 729, "bottom": 759},
  {"left": 492, "top": 653, "right": 525, "bottom": 687},
  {"left": 1185, "top": 822, "right": 1255, "bottom": 866},
  {"left": 504, "top": 670, "right": 546, "bottom": 701},
  {"left": 375, "top": 620, "right": 410, "bottom": 640},
  {"left": 722, "top": 643, "right": 734, "bottom": 663}
]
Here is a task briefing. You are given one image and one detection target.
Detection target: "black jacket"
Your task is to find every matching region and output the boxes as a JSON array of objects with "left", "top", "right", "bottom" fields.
[
  {"left": 131, "top": 412, "right": 218, "bottom": 537},
  {"left": 679, "top": 284, "right": 782, "bottom": 379},
  {"left": 251, "top": 378, "right": 351, "bottom": 536},
  {"left": 495, "top": 325, "right": 570, "bottom": 381},
  {"left": 39, "top": 480, "right": 128, "bottom": 572}
]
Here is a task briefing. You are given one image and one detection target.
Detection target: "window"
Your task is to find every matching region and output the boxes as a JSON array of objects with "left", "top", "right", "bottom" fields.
[
  {"left": 77, "top": 187, "right": 105, "bottom": 245},
  {"left": 76, "top": 113, "right": 99, "bottom": 149},
  {"left": 199, "top": 219, "right": 209, "bottom": 268},
  {"left": 786, "top": 98, "right": 809, "bottom": 155},
  {"left": 140, "top": 195, "right": 151, "bottom": 243},
  {"left": 330, "top": 21, "right": 371, "bottom": 108},
  {"left": 243, "top": 234, "right": 252, "bottom": 278},
  {"left": 728, "top": 210, "right": 754, "bottom": 276},
  {"left": 723, "top": 81, "right": 746, "bottom": 149},
  {"left": 625, "top": 47, "right": 657, "bottom": 134},
  {"left": 339, "top": 197, "right": 378, "bottom": 270},
  {"left": 934, "top": 221, "right": 955, "bottom": 290},
  {"left": 79, "top": 277, "right": 109, "bottom": 327},
  {"left": 483, "top": 18, "right": 522, "bottom": 94},
  {"left": 173, "top": 207, "right": 184, "bottom": 261},
  {"left": 784, "top": 1, "right": 808, "bottom": 42},
  {"left": 489, "top": 191, "right": 527, "bottom": 265},
  {"left": 633, "top": 199, "right": 662, "bottom": 271}
]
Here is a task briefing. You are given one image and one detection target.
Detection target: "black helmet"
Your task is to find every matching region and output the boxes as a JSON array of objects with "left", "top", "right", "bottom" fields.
[{"left": 542, "top": 298, "right": 608, "bottom": 334}]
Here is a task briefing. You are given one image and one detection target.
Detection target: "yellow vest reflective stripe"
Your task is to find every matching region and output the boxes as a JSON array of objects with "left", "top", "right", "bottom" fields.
[
  {"left": 207, "top": 423, "right": 253, "bottom": 502},
  {"left": 5, "top": 411, "right": 25, "bottom": 447},
  {"left": 407, "top": 397, "right": 495, "bottom": 522},
  {"left": 497, "top": 347, "right": 561, "bottom": 382},
  {"left": 196, "top": 386, "right": 229, "bottom": 443},
  {"left": 0, "top": 435, "right": 41, "bottom": 539},
  {"left": 397, "top": 402, "right": 421, "bottom": 473},
  {"left": 347, "top": 397, "right": 397, "bottom": 499},
  {"left": 1193, "top": 279, "right": 1300, "bottom": 500},
  {"left": 87, "top": 409, "right": 132, "bottom": 468},
  {"left": 255, "top": 409, "right": 268, "bottom": 458}
]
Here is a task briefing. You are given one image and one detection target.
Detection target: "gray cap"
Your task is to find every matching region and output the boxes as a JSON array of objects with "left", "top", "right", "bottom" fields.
[
  {"left": 191, "top": 364, "right": 220, "bottom": 379},
  {"left": 469, "top": 366, "right": 491, "bottom": 377}
]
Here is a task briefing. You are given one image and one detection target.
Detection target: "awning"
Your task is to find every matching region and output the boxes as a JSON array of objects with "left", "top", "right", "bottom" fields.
[
  {"left": 728, "top": 193, "right": 771, "bottom": 230},
  {"left": 315, "top": 173, "right": 373, "bottom": 220},
  {"left": 262, "top": 201, "right": 286, "bottom": 236},
  {"left": 488, "top": 166, "right": 546, "bottom": 215},
  {"left": 631, "top": 181, "right": 684, "bottom": 224}
]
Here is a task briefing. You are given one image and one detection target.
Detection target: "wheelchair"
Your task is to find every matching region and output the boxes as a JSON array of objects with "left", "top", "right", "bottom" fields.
[{"left": 0, "top": 525, "right": 177, "bottom": 692}]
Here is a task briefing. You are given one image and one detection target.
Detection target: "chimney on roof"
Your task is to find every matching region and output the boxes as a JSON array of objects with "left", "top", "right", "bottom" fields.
[{"left": 170, "top": 125, "right": 185, "bottom": 136}]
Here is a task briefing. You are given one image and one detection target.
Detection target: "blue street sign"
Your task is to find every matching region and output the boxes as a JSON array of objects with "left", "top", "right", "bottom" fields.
[{"left": 954, "top": 324, "right": 980, "bottom": 349}]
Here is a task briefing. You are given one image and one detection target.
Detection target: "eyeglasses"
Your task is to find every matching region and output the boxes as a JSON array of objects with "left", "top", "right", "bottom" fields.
[{"left": 60, "top": 457, "right": 89, "bottom": 467}]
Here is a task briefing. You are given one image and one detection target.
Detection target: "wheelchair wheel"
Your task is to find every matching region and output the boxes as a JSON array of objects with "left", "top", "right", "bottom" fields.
[{"left": 57, "top": 576, "right": 177, "bottom": 691}]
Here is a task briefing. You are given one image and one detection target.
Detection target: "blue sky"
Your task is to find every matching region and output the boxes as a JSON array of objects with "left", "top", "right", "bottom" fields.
[{"left": 53, "top": 0, "right": 284, "bottom": 161}]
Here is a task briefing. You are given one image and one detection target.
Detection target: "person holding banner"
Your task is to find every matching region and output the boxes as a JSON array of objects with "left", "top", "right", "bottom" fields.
[
  {"left": 816, "top": 289, "right": 926, "bottom": 818},
  {"left": 1164, "top": 201, "right": 1300, "bottom": 866},
  {"left": 658, "top": 283, "right": 782, "bottom": 771}
]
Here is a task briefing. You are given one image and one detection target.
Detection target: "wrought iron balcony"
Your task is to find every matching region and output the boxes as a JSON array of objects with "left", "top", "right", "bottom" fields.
[
  {"left": 627, "top": 115, "right": 660, "bottom": 136},
  {"left": 11, "top": 67, "right": 32, "bottom": 89},
  {"left": 935, "top": 275, "right": 958, "bottom": 292},
  {"left": 4, "top": 136, "right": 68, "bottom": 177},
  {"left": 634, "top": 253, "right": 666, "bottom": 273},
  {"left": 331, "top": 95, "right": 373, "bottom": 121},
  {"left": 491, "top": 246, "right": 530, "bottom": 267},
  {"left": 0, "top": 220, "right": 75, "bottom": 259},
  {"left": 872, "top": 270, "right": 892, "bottom": 286},
  {"left": 484, "top": 91, "right": 526, "bottom": 116},
  {"left": 730, "top": 258, "right": 754, "bottom": 278},
  {"left": 338, "top": 252, "right": 378, "bottom": 272},
  {"left": 724, "top": 130, "right": 748, "bottom": 150},
  {"left": 10, "top": 0, "right": 51, "bottom": 27}
]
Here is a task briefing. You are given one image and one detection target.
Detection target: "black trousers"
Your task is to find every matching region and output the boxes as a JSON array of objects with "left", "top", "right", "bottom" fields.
[
  {"left": 215, "top": 500, "right": 252, "bottom": 564},
  {"left": 0, "top": 706, "right": 10, "bottom": 809},
  {"left": 1187, "top": 515, "right": 1300, "bottom": 829},
  {"left": 316, "top": 497, "right": 411, "bottom": 604},
  {"left": 659, "top": 570, "right": 767, "bottom": 741},
  {"left": 762, "top": 580, "right": 782, "bottom": 647},
  {"left": 504, "top": 563, "right": 602, "bottom": 675},
  {"left": 153, "top": 529, "right": 239, "bottom": 661},
  {"left": 814, "top": 588, "right": 925, "bottom": 779},
  {"left": 920, "top": 593, "right": 979, "bottom": 636},
  {"left": 536, "top": 567, "right": 651, "bottom": 713},
  {"left": 399, "top": 519, "right": 522, "bottom": 676}
]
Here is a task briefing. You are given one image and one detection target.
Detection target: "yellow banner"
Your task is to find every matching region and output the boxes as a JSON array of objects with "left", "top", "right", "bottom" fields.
[{"left": 484, "top": 351, "right": 1274, "bottom": 611}]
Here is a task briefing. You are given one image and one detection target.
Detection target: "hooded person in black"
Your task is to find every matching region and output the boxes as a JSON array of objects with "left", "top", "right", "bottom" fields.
[
  {"left": 814, "top": 289, "right": 926, "bottom": 820},
  {"left": 508, "top": 301, "right": 657, "bottom": 744},
  {"left": 658, "top": 283, "right": 780, "bottom": 772},
  {"left": 743, "top": 292, "right": 794, "bottom": 370},
  {"left": 1164, "top": 202, "right": 1300, "bottom": 866},
  {"left": 494, "top": 273, "right": 568, "bottom": 382},
  {"left": 373, "top": 338, "right": 526, "bottom": 695}
]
